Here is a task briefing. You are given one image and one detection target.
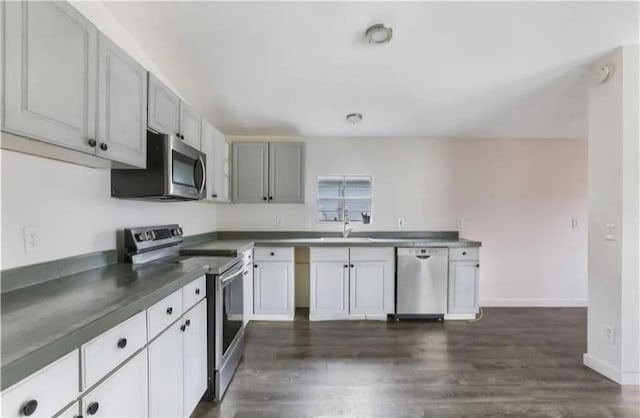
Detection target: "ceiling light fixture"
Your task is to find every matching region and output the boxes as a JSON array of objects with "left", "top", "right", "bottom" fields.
[
  {"left": 346, "top": 113, "right": 363, "bottom": 124},
  {"left": 365, "top": 24, "right": 393, "bottom": 44}
]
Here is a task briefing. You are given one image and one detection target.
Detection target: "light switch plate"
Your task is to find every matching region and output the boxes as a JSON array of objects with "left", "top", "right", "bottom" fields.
[
  {"left": 24, "top": 226, "right": 41, "bottom": 254},
  {"left": 605, "top": 224, "right": 616, "bottom": 241},
  {"left": 275, "top": 216, "right": 283, "bottom": 227},
  {"left": 456, "top": 217, "right": 464, "bottom": 228},
  {"left": 397, "top": 218, "right": 405, "bottom": 228}
]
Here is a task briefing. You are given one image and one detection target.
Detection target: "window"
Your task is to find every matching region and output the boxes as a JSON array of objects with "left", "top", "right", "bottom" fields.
[{"left": 317, "top": 176, "right": 372, "bottom": 223}]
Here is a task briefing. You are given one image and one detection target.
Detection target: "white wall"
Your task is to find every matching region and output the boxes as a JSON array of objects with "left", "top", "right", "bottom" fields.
[
  {"left": 216, "top": 137, "right": 588, "bottom": 307},
  {"left": 584, "top": 46, "right": 640, "bottom": 385},
  {"left": 0, "top": 1, "right": 218, "bottom": 270}
]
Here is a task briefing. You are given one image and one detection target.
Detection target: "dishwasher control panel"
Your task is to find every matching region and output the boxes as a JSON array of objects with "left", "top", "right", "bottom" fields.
[{"left": 396, "top": 247, "right": 449, "bottom": 257}]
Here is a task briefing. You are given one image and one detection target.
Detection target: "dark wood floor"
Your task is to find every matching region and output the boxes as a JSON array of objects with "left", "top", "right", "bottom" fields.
[{"left": 194, "top": 308, "right": 640, "bottom": 418}]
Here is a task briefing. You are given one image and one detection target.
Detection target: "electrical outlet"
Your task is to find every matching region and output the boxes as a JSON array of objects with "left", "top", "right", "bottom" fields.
[
  {"left": 397, "top": 218, "right": 405, "bottom": 228},
  {"left": 23, "top": 226, "right": 41, "bottom": 254},
  {"left": 605, "top": 224, "right": 616, "bottom": 241},
  {"left": 275, "top": 216, "right": 283, "bottom": 227},
  {"left": 605, "top": 325, "right": 616, "bottom": 345},
  {"left": 456, "top": 217, "right": 464, "bottom": 228}
]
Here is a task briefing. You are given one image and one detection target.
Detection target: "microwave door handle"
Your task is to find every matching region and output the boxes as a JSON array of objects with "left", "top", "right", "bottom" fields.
[{"left": 198, "top": 155, "right": 206, "bottom": 194}]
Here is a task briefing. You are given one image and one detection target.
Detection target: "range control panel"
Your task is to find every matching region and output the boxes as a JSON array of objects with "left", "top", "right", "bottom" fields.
[{"left": 124, "top": 224, "right": 184, "bottom": 254}]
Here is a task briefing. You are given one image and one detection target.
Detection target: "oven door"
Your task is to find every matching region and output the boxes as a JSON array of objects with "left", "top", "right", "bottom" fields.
[{"left": 165, "top": 135, "right": 206, "bottom": 200}]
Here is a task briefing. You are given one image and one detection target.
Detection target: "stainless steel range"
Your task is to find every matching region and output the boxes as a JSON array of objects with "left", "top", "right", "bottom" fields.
[{"left": 123, "top": 224, "right": 246, "bottom": 403}]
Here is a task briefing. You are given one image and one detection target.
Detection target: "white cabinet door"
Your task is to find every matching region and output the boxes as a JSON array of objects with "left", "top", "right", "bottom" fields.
[
  {"left": 179, "top": 101, "right": 202, "bottom": 149},
  {"left": 96, "top": 33, "right": 147, "bottom": 168},
  {"left": 148, "top": 320, "right": 183, "bottom": 418},
  {"left": 349, "top": 262, "right": 388, "bottom": 316},
  {"left": 232, "top": 142, "right": 269, "bottom": 203},
  {"left": 310, "top": 262, "right": 349, "bottom": 319},
  {"left": 268, "top": 142, "right": 305, "bottom": 203},
  {"left": 148, "top": 73, "right": 180, "bottom": 136},
  {"left": 57, "top": 401, "right": 80, "bottom": 418},
  {"left": 182, "top": 299, "right": 208, "bottom": 418},
  {"left": 216, "top": 136, "right": 231, "bottom": 202},
  {"left": 448, "top": 261, "right": 480, "bottom": 314},
  {"left": 3, "top": 1, "right": 97, "bottom": 153},
  {"left": 81, "top": 350, "right": 148, "bottom": 418},
  {"left": 201, "top": 120, "right": 228, "bottom": 201},
  {"left": 253, "top": 261, "right": 293, "bottom": 316}
]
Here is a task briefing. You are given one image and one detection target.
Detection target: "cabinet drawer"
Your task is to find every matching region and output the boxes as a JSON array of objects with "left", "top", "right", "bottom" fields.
[
  {"left": 449, "top": 247, "right": 479, "bottom": 261},
  {"left": 183, "top": 275, "right": 206, "bottom": 312},
  {"left": 349, "top": 247, "right": 394, "bottom": 262},
  {"left": 254, "top": 247, "right": 293, "bottom": 262},
  {"left": 148, "top": 289, "right": 183, "bottom": 341},
  {"left": 1, "top": 350, "right": 79, "bottom": 418},
  {"left": 82, "top": 311, "right": 146, "bottom": 389},
  {"left": 309, "top": 247, "right": 349, "bottom": 262}
]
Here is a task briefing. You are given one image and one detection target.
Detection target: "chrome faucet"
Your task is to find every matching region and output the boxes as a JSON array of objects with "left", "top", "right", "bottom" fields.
[{"left": 342, "top": 207, "right": 355, "bottom": 238}]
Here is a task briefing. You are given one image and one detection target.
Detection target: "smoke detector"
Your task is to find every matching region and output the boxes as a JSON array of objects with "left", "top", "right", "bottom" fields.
[
  {"left": 346, "top": 113, "right": 363, "bottom": 124},
  {"left": 365, "top": 24, "right": 393, "bottom": 44}
]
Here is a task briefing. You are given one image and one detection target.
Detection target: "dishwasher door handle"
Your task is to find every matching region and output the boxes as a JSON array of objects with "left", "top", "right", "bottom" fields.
[{"left": 415, "top": 255, "right": 431, "bottom": 260}]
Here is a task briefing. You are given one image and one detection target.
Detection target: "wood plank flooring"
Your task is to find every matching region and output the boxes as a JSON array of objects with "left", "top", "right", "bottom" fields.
[{"left": 194, "top": 308, "right": 640, "bottom": 418}]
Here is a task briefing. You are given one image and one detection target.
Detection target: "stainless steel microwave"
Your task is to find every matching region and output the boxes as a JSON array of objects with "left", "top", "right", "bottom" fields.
[{"left": 111, "top": 131, "right": 206, "bottom": 201}]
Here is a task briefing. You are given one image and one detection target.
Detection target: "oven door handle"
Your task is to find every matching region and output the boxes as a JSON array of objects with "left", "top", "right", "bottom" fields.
[{"left": 220, "top": 262, "right": 244, "bottom": 288}]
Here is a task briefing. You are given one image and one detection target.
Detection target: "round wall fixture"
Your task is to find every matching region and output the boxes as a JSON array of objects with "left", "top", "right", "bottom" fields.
[
  {"left": 593, "top": 64, "right": 614, "bottom": 84},
  {"left": 365, "top": 24, "right": 393, "bottom": 44},
  {"left": 346, "top": 113, "right": 363, "bottom": 124}
]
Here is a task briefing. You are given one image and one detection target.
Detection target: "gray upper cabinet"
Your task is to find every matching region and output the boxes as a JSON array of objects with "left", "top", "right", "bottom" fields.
[
  {"left": 269, "top": 142, "right": 305, "bottom": 203},
  {"left": 3, "top": 1, "right": 97, "bottom": 153},
  {"left": 147, "top": 73, "right": 180, "bottom": 136},
  {"left": 232, "top": 142, "right": 305, "bottom": 204},
  {"left": 232, "top": 143, "right": 269, "bottom": 203},
  {"left": 97, "top": 34, "right": 147, "bottom": 168},
  {"left": 179, "top": 102, "right": 202, "bottom": 149}
]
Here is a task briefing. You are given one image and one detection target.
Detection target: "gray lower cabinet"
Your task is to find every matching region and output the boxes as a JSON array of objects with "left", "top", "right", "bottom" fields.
[
  {"left": 232, "top": 142, "right": 305, "bottom": 203},
  {"left": 147, "top": 73, "right": 180, "bottom": 137},
  {"left": 96, "top": 34, "right": 147, "bottom": 168},
  {"left": 3, "top": 1, "right": 97, "bottom": 153},
  {"left": 269, "top": 142, "right": 305, "bottom": 203},
  {"left": 233, "top": 142, "right": 269, "bottom": 203},
  {"left": 179, "top": 102, "right": 202, "bottom": 149},
  {"left": 448, "top": 260, "right": 480, "bottom": 314}
]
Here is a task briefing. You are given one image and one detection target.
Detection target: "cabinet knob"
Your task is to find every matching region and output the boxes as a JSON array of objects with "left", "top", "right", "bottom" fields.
[
  {"left": 244, "top": 270, "right": 248, "bottom": 275},
  {"left": 268, "top": 196, "right": 273, "bottom": 200},
  {"left": 180, "top": 324, "right": 186, "bottom": 332},
  {"left": 180, "top": 134, "right": 185, "bottom": 139},
  {"left": 185, "top": 319, "right": 191, "bottom": 327},
  {"left": 87, "top": 402, "right": 99, "bottom": 416},
  {"left": 263, "top": 197, "right": 267, "bottom": 201},
  {"left": 343, "top": 264, "right": 348, "bottom": 268},
  {"left": 476, "top": 264, "right": 480, "bottom": 268},
  {"left": 166, "top": 307, "right": 173, "bottom": 315},
  {"left": 99, "top": 143, "right": 108, "bottom": 151},
  {"left": 254, "top": 264, "right": 258, "bottom": 268},
  {"left": 270, "top": 252, "right": 275, "bottom": 256},
  {"left": 117, "top": 338, "right": 127, "bottom": 349},
  {"left": 195, "top": 288, "right": 200, "bottom": 295},
  {"left": 350, "top": 264, "right": 354, "bottom": 268},
  {"left": 87, "top": 139, "right": 97, "bottom": 147},
  {"left": 20, "top": 400, "right": 38, "bottom": 416},
  {"left": 462, "top": 251, "right": 467, "bottom": 256}
]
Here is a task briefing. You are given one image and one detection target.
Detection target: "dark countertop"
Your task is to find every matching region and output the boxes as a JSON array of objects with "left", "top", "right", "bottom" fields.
[
  {"left": 181, "top": 234, "right": 481, "bottom": 257},
  {"left": 0, "top": 257, "right": 224, "bottom": 390}
]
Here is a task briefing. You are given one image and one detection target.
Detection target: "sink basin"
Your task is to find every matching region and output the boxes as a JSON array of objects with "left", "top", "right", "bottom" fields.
[{"left": 276, "top": 237, "right": 374, "bottom": 243}]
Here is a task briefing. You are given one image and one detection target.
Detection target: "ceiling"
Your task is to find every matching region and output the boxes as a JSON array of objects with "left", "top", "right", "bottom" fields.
[{"left": 104, "top": 1, "right": 638, "bottom": 139}]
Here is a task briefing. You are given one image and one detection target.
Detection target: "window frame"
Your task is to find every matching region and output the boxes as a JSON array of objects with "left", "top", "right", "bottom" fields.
[{"left": 316, "top": 175, "right": 373, "bottom": 224}]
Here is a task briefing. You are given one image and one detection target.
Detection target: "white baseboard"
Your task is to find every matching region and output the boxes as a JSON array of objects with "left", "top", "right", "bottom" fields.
[
  {"left": 481, "top": 298, "right": 587, "bottom": 307},
  {"left": 583, "top": 353, "right": 622, "bottom": 384}
]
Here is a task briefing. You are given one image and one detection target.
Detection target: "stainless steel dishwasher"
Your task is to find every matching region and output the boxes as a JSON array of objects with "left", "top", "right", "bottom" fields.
[{"left": 396, "top": 247, "right": 449, "bottom": 319}]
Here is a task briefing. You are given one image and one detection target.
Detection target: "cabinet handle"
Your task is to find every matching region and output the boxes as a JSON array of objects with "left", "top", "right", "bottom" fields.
[
  {"left": 180, "top": 324, "right": 186, "bottom": 332},
  {"left": 117, "top": 338, "right": 127, "bottom": 349},
  {"left": 99, "top": 143, "right": 108, "bottom": 151},
  {"left": 185, "top": 319, "right": 191, "bottom": 327},
  {"left": 20, "top": 400, "right": 38, "bottom": 416},
  {"left": 195, "top": 288, "right": 200, "bottom": 295},
  {"left": 211, "top": 194, "right": 218, "bottom": 198},
  {"left": 166, "top": 307, "right": 173, "bottom": 315},
  {"left": 87, "top": 139, "right": 97, "bottom": 147},
  {"left": 87, "top": 402, "right": 99, "bottom": 416}
]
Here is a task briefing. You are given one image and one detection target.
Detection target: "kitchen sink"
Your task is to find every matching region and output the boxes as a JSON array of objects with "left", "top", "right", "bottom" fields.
[{"left": 277, "top": 237, "right": 374, "bottom": 243}]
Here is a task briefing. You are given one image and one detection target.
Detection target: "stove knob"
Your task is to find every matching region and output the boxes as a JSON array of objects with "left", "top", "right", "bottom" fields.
[
  {"left": 135, "top": 233, "right": 146, "bottom": 242},
  {"left": 146, "top": 231, "right": 155, "bottom": 240},
  {"left": 172, "top": 228, "right": 179, "bottom": 236},
  {"left": 178, "top": 227, "right": 183, "bottom": 235}
]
